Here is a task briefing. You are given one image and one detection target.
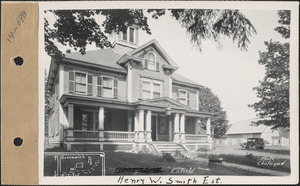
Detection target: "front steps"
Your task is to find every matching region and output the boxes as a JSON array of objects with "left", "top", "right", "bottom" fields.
[{"left": 151, "top": 142, "right": 189, "bottom": 155}]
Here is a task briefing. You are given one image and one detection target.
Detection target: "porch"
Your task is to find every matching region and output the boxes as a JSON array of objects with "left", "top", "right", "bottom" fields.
[{"left": 61, "top": 96, "right": 213, "bottom": 151}]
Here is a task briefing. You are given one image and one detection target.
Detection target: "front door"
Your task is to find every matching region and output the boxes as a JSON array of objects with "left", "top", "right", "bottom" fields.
[{"left": 157, "top": 115, "right": 169, "bottom": 141}]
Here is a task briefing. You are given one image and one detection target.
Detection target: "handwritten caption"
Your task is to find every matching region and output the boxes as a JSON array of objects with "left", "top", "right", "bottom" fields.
[
  {"left": 257, "top": 156, "right": 286, "bottom": 167},
  {"left": 7, "top": 11, "right": 26, "bottom": 43},
  {"left": 117, "top": 175, "right": 222, "bottom": 184}
]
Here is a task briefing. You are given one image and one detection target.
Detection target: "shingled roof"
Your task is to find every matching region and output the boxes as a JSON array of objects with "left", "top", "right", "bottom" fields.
[
  {"left": 172, "top": 73, "right": 203, "bottom": 88},
  {"left": 64, "top": 49, "right": 124, "bottom": 70},
  {"left": 226, "top": 118, "right": 269, "bottom": 134}
]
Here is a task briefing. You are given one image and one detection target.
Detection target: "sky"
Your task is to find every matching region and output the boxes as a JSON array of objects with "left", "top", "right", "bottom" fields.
[{"left": 43, "top": 9, "right": 288, "bottom": 124}]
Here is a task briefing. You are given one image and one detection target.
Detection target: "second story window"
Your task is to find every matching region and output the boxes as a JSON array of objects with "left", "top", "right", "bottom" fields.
[
  {"left": 97, "top": 76, "right": 118, "bottom": 99},
  {"left": 177, "top": 89, "right": 190, "bottom": 106},
  {"left": 102, "top": 77, "right": 113, "bottom": 97},
  {"left": 75, "top": 72, "right": 87, "bottom": 93},
  {"left": 140, "top": 79, "right": 162, "bottom": 100}
]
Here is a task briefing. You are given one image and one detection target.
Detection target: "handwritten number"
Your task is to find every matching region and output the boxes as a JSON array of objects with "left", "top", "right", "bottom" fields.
[
  {"left": 8, "top": 32, "right": 15, "bottom": 39},
  {"left": 16, "top": 18, "right": 21, "bottom": 26},
  {"left": 7, "top": 11, "right": 26, "bottom": 43}
]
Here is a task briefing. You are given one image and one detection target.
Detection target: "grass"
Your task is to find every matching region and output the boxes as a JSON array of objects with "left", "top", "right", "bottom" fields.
[
  {"left": 198, "top": 153, "right": 290, "bottom": 173},
  {"left": 44, "top": 150, "right": 271, "bottom": 176}
]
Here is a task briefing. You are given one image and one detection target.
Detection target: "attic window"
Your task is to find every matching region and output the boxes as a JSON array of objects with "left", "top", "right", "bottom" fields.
[
  {"left": 119, "top": 27, "right": 136, "bottom": 44},
  {"left": 145, "top": 52, "right": 159, "bottom": 71}
]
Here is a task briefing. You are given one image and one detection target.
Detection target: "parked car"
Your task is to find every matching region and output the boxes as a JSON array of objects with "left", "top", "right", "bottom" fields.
[{"left": 240, "top": 138, "right": 264, "bottom": 150}]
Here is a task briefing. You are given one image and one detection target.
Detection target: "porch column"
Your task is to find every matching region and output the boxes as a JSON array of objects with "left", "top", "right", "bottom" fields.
[
  {"left": 206, "top": 117, "right": 211, "bottom": 141},
  {"left": 98, "top": 107, "right": 104, "bottom": 141},
  {"left": 145, "top": 110, "right": 152, "bottom": 142},
  {"left": 134, "top": 111, "right": 139, "bottom": 141},
  {"left": 127, "top": 111, "right": 132, "bottom": 132},
  {"left": 195, "top": 118, "right": 199, "bottom": 134},
  {"left": 180, "top": 114, "right": 185, "bottom": 143},
  {"left": 173, "top": 113, "right": 180, "bottom": 143},
  {"left": 138, "top": 110, "right": 145, "bottom": 142},
  {"left": 66, "top": 104, "right": 74, "bottom": 141}
]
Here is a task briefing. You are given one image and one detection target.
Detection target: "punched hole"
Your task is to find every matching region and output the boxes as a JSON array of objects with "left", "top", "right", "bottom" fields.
[
  {"left": 14, "top": 56, "right": 23, "bottom": 66},
  {"left": 14, "top": 137, "right": 23, "bottom": 146}
]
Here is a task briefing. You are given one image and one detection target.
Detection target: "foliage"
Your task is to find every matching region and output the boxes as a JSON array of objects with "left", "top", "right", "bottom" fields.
[
  {"left": 249, "top": 10, "right": 290, "bottom": 129},
  {"left": 198, "top": 87, "right": 228, "bottom": 138},
  {"left": 44, "top": 9, "right": 256, "bottom": 57},
  {"left": 274, "top": 10, "right": 290, "bottom": 39}
]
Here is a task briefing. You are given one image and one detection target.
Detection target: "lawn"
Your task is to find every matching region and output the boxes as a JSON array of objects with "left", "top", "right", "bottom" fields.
[
  {"left": 44, "top": 151, "right": 271, "bottom": 176},
  {"left": 197, "top": 146, "right": 291, "bottom": 173}
]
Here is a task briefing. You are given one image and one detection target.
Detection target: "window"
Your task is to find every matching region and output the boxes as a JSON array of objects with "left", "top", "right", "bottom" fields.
[
  {"left": 142, "top": 81, "right": 151, "bottom": 99},
  {"left": 129, "top": 27, "right": 134, "bottom": 42},
  {"left": 153, "top": 83, "right": 161, "bottom": 98},
  {"left": 119, "top": 27, "right": 135, "bottom": 43},
  {"left": 97, "top": 76, "right": 118, "bottom": 98},
  {"left": 75, "top": 72, "right": 87, "bottom": 93},
  {"left": 122, "top": 31, "right": 127, "bottom": 41},
  {"left": 179, "top": 90, "right": 187, "bottom": 105},
  {"left": 147, "top": 53, "right": 156, "bottom": 70},
  {"left": 141, "top": 79, "right": 162, "bottom": 99},
  {"left": 103, "top": 77, "right": 113, "bottom": 98}
]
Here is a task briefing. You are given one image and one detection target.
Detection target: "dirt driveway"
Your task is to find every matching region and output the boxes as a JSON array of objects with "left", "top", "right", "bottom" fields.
[{"left": 208, "top": 145, "right": 290, "bottom": 159}]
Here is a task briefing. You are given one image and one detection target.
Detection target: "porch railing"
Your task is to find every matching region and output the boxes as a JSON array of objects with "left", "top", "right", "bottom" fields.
[
  {"left": 104, "top": 131, "right": 135, "bottom": 141},
  {"left": 185, "top": 134, "right": 209, "bottom": 143},
  {"left": 73, "top": 130, "right": 99, "bottom": 138}
]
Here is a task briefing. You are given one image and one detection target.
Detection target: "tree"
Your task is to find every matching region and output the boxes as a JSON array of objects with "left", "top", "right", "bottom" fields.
[
  {"left": 44, "top": 9, "right": 256, "bottom": 58},
  {"left": 249, "top": 10, "right": 290, "bottom": 129},
  {"left": 198, "top": 87, "right": 228, "bottom": 138}
]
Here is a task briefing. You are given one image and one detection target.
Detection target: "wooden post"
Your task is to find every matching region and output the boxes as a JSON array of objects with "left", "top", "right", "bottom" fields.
[
  {"left": 173, "top": 113, "right": 180, "bottom": 142},
  {"left": 98, "top": 107, "right": 104, "bottom": 141}
]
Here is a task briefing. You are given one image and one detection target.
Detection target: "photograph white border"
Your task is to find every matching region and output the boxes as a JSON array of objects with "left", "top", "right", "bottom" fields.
[{"left": 38, "top": 1, "right": 299, "bottom": 184}]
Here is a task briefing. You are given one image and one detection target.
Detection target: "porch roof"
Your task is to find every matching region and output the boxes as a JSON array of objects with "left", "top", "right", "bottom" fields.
[{"left": 60, "top": 94, "right": 213, "bottom": 117}]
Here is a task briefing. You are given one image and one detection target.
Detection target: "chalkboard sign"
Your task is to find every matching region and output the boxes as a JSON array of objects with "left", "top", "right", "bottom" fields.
[{"left": 44, "top": 152, "right": 105, "bottom": 176}]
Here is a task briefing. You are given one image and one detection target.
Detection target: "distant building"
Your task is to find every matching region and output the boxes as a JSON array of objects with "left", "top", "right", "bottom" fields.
[{"left": 224, "top": 119, "right": 289, "bottom": 146}]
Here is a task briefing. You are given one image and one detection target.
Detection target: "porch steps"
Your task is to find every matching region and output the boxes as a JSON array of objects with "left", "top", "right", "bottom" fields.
[{"left": 151, "top": 142, "right": 188, "bottom": 155}]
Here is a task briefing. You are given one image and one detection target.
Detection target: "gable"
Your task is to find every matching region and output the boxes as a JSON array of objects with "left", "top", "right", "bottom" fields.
[
  {"left": 126, "top": 39, "right": 178, "bottom": 68},
  {"left": 133, "top": 45, "right": 169, "bottom": 67},
  {"left": 136, "top": 97, "right": 190, "bottom": 110}
]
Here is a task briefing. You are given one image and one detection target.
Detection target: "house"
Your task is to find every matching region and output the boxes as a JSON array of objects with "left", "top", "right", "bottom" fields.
[
  {"left": 46, "top": 25, "right": 214, "bottom": 153},
  {"left": 225, "top": 119, "right": 290, "bottom": 147}
]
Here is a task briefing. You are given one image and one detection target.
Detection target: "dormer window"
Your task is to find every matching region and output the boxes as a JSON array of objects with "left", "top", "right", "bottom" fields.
[{"left": 145, "top": 52, "right": 160, "bottom": 71}]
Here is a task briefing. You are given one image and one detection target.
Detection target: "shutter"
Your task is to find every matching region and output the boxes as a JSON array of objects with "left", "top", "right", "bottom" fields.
[
  {"left": 87, "top": 74, "right": 93, "bottom": 96},
  {"left": 97, "top": 76, "right": 103, "bottom": 97},
  {"left": 113, "top": 79, "right": 118, "bottom": 99},
  {"left": 69, "top": 71, "right": 75, "bottom": 93},
  {"left": 138, "top": 80, "right": 143, "bottom": 99},
  {"left": 156, "top": 62, "right": 160, "bottom": 72},
  {"left": 187, "top": 91, "right": 190, "bottom": 107},
  {"left": 145, "top": 59, "right": 148, "bottom": 69},
  {"left": 177, "top": 89, "right": 180, "bottom": 102}
]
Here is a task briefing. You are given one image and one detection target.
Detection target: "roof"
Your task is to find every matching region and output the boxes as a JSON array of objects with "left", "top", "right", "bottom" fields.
[
  {"left": 278, "top": 127, "right": 290, "bottom": 138},
  {"left": 64, "top": 49, "right": 124, "bottom": 70},
  {"left": 226, "top": 118, "right": 269, "bottom": 135},
  {"left": 172, "top": 73, "right": 203, "bottom": 88}
]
